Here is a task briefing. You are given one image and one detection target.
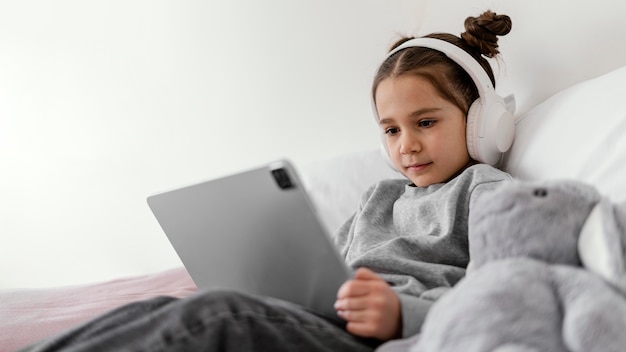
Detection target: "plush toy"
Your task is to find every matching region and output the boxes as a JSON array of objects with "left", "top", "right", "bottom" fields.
[{"left": 408, "top": 180, "right": 626, "bottom": 352}]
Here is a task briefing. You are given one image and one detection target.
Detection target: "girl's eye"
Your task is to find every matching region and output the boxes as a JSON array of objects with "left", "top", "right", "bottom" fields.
[
  {"left": 418, "top": 120, "right": 436, "bottom": 128},
  {"left": 384, "top": 127, "right": 399, "bottom": 136}
]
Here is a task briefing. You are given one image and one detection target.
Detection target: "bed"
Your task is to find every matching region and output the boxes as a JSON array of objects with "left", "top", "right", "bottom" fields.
[{"left": 3, "top": 2, "right": 626, "bottom": 351}]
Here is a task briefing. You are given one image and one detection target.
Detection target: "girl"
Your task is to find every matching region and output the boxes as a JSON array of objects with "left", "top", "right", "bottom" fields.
[
  {"left": 334, "top": 9, "right": 513, "bottom": 341},
  {"left": 20, "top": 9, "right": 513, "bottom": 352}
]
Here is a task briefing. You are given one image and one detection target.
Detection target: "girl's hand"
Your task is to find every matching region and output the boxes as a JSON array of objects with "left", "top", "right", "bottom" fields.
[{"left": 334, "top": 267, "right": 402, "bottom": 340}]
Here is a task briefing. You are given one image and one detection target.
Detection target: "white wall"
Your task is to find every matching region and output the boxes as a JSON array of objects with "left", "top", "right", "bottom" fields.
[{"left": 2, "top": 0, "right": 625, "bottom": 289}]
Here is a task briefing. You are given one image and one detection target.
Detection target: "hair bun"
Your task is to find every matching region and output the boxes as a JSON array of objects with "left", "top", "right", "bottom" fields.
[{"left": 461, "top": 10, "right": 512, "bottom": 58}]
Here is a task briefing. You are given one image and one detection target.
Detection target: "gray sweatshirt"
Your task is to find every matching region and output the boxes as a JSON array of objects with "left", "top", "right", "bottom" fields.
[{"left": 334, "top": 164, "right": 512, "bottom": 337}]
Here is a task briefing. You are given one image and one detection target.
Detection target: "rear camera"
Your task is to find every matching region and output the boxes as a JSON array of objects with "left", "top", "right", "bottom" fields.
[{"left": 272, "top": 168, "right": 294, "bottom": 189}]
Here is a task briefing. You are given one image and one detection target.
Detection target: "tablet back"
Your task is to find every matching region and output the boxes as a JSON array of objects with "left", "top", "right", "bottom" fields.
[{"left": 147, "top": 159, "right": 351, "bottom": 318}]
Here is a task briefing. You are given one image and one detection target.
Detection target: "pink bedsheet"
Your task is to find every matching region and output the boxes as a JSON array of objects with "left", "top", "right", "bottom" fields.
[{"left": 0, "top": 267, "right": 197, "bottom": 352}]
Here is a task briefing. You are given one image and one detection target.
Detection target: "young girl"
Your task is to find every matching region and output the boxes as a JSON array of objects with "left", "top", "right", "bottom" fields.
[
  {"left": 334, "top": 9, "right": 514, "bottom": 342},
  {"left": 19, "top": 9, "right": 513, "bottom": 352}
]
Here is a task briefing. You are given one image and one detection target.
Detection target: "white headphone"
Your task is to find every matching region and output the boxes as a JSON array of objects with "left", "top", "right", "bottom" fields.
[{"left": 373, "top": 37, "right": 515, "bottom": 166}]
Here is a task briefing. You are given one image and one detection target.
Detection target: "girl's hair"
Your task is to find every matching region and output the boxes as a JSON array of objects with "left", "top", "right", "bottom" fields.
[{"left": 372, "top": 10, "right": 512, "bottom": 115}]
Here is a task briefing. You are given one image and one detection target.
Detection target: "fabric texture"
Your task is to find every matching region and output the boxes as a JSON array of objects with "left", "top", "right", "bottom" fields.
[
  {"left": 0, "top": 267, "right": 197, "bottom": 352},
  {"left": 379, "top": 180, "right": 626, "bottom": 352},
  {"left": 18, "top": 290, "right": 380, "bottom": 352},
  {"left": 334, "top": 164, "right": 512, "bottom": 337}
]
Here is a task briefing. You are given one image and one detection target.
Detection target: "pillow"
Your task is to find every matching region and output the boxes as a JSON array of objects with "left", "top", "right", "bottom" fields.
[
  {"left": 299, "top": 149, "right": 402, "bottom": 235},
  {"left": 502, "top": 65, "right": 626, "bottom": 202}
]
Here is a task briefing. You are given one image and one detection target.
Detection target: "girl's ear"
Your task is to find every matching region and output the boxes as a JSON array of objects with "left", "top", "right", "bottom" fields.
[{"left": 578, "top": 199, "right": 626, "bottom": 293}]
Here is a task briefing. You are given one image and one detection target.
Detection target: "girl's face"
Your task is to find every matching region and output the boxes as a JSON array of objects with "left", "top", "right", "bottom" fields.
[{"left": 375, "top": 75, "right": 471, "bottom": 187}]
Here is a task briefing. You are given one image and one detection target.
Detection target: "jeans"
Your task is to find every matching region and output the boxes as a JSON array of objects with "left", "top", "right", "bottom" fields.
[{"left": 19, "top": 290, "right": 381, "bottom": 352}]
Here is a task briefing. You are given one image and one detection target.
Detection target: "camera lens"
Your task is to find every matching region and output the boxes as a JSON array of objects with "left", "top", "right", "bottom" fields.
[{"left": 272, "top": 168, "right": 294, "bottom": 189}]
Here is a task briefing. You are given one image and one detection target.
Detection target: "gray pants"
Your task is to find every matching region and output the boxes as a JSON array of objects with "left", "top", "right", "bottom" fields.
[{"left": 19, "top": 290, "right": 381, "bottom": 352}]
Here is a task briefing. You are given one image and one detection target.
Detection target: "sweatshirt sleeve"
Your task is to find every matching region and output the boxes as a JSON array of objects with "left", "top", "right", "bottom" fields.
[
  {"left": 396, "top": 293, "right": 434, "bottom": 337},
  {"left": 469, "top": 172, "right": 513, "bottom": 211},
  {"left": 332, "top": 184, "right": 377, "bottom": 257}
]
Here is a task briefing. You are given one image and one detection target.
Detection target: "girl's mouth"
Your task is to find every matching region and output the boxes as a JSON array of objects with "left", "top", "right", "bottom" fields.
[{"left": 406, "top": 163, "right": 431, "bottom": 172}]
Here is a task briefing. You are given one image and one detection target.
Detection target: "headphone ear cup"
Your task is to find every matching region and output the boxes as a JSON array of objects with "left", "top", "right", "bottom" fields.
[
  {"left": 466, "top": 97, "right": 516, "bottom": 165},
  {"left": 465, "top": 100, "right": 481, "bottom": 162}
]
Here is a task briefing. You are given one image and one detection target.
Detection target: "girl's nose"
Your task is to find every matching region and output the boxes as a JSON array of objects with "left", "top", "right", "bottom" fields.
[{"left": 399, "top": 133, "right": 421, "bottom": 155}]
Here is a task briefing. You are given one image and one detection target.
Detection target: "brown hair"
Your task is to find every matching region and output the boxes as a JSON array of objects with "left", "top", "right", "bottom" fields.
[{"left": 372, "top": 10, "right": 512, "bottom": 115}]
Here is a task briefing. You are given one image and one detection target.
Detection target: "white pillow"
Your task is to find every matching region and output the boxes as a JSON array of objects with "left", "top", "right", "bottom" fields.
[
  {"left": 299, "top": 149, "right": 401, "bottom": 235},
  {"left": 503, "top": 65, "right": 626, "bottom": 202}
]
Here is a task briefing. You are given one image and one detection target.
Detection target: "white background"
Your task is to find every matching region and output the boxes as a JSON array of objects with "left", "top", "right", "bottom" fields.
[{"left": 2, "top": 0, "right": 626, "bottom": 289}]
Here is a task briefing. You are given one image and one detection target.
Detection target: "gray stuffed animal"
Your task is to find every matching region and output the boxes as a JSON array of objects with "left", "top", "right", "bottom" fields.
[{"left": 407, "top": 180, "right": 626, "bottom": 352}]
